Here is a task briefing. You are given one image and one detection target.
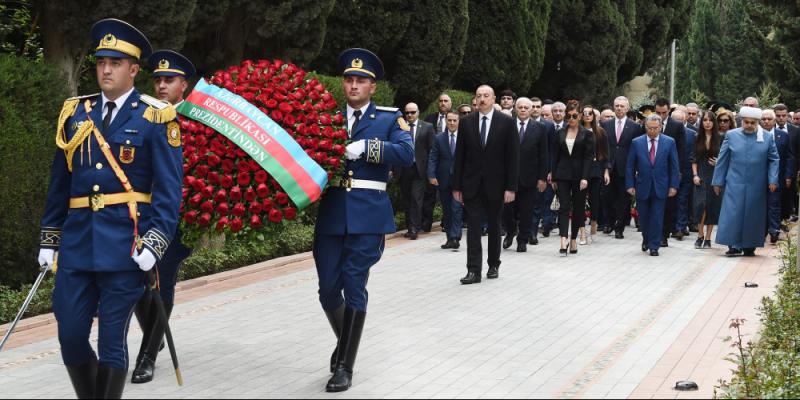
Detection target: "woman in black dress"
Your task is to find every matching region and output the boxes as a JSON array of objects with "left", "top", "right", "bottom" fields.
[
  {"left": 691, "top": 111, "right": 723, "bottom": 249},
  {"left": 553, "top": 100, "right": 594, "bottom": 255},
  {"left": 578, "top": 105, "right": 610, "bottom": 244}
]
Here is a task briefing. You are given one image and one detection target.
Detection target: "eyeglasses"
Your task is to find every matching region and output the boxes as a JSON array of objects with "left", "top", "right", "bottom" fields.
[
  {"left": 404, "top": 111, "right": 417, "bottom": 115},
  {"left": 583, "top": 111, "right": 594, "bottom": 117},
  {"left": 459, "top": 111, "right": 470, "bottom": 115},
  {"left": 718, "top": 119, "right": 730, "bottom": 123},
  {"left": 567, "top": 114, "right": 580, "bottom": 120}
]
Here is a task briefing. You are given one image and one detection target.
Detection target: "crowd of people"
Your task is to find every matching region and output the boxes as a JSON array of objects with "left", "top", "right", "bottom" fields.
[{"left": 397, "top": 89, "right": 798, "bottom": 271}]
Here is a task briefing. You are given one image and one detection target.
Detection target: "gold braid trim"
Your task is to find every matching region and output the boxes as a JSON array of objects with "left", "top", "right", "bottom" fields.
[
  {"left": 143, "top": 105, "right": 177, "bottom": 123},
  {"left": 55, "top": 99, "right": 94, "bottom": 172}
]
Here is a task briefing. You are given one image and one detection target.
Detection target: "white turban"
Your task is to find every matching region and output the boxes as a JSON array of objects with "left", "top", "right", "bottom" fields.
[{"left": 739, "top": 106, "right": 762, "bottom": 120}]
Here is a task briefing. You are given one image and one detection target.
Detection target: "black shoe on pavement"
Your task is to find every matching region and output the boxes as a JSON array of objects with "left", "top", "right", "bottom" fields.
[
  {"left": 672, "top": 231, "right": 685, "bottom": 240},
  {"left": 517, "top": 242, "right": 527, "bottom": 252},
  {"left": 603, "top": 226, "right": 613, "bottom": 235},
  {"left": 408, "top": 231, "right": 417, "bottom": 240},
  {"left": 460, "top": 272, "right": 481, "bottom": 284},
  {"left": 694, "top": 237, "right": 704, "bottom": 249},
  {"left": 661, "top": 237, "right": 669, "bottom": 247},
  {"left": 770, "top": 233, "right": 779, "bottom": 244},
  {"left": 615, "top": 232, "right": 624, "bottom": 239},
  {"left": 725, "top": 248, "right": 743, "bottom": 257},
  {"left": 487, "top": 266, "right": 499, "bottom": 279},
  {"left": 441, "top": 240, "right": 453, "bottom": 249},
  {"left": 452, "top": 240, "right": 460, "bottom": 250},
  {"left": 642, "top": 240, "right": 648, "bottom": 252},
  {"left": 703, "top": 240, "right": 711, "bottom": 249},
  {"left": 650, "top": 250, "right": 659, "bottom": 256},
  {"left": 326, "top": 308, "right": 366, "bottom": 393},
  {"left": 529, "top": 237, "right": 539, "bottom": 245},
  {"left": 503, "top": 234, "right": 515, "bottom": 249},
  {"left": 743, "top": 248, "right": 756, "bottom": 257}
]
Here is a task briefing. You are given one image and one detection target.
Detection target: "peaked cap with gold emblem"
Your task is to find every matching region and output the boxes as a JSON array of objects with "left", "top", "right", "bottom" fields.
[
  {"left": 90, "top": 18, "right": 152, "bottom": 60},
  {"left": 337, "top": 48, "right": 385, "bottom": 80}
]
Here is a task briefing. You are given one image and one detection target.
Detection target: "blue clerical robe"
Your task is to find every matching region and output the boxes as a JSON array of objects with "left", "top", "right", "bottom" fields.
[{"left": 711, "top": 128, "right": 779, "bottom": 248}]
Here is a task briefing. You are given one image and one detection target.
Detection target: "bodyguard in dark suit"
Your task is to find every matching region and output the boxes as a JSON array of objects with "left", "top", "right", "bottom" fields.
[
  {"left": 428, "top": 110, "right": 463, "bottom": 249},
  {"left": 654, "top": 99, "right": 687, "bottom": 245},
  {"left": 398, "top": 102, "right": 435, "bottom": 239},
  {"left": 671, "top": 109, "right": 696, "bottom": 237},
  {"left": 775, "top": 104, "right": 799, "bottom": 220},
  {"left": 453, "top": 85, "right": 519, "bottom": 284},
  {"left": 626, "top": 114, "right": 680, "bottom": 256},
  {"left": 601, "top": 96, "right": 644, "bottom": 238},
  {"left": 422, "top": 93, "right": 453, "bottom": 230},
  {"left": 502, "top": 97, "right": 549, "bottom": 252},
  {"left": 761, "top": 109, "right": 795, "bottom": 243}
]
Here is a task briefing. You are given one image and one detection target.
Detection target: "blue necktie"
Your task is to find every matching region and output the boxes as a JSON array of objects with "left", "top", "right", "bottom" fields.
[
  {"left": 450, "top": 133, "right": 456, "bottom": 155},
  {"left": 519, "top": 121, "right": 525, "bottom": 143},
  {"left": 480, "top": 116, "right": 488, "bottom": 147}
]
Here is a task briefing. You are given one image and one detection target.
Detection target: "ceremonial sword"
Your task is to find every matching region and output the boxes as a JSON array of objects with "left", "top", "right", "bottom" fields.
[
  {"left": 0, "top": 264, "right": 51, "bottom": 352},
  {"left": 146, "top": 269, "right": 184, "bottom": 386}
]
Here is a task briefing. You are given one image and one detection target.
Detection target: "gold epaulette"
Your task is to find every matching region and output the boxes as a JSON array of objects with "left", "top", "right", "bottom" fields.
[{"left": 140, "top": 94, "right": 177, "bottom": 123}]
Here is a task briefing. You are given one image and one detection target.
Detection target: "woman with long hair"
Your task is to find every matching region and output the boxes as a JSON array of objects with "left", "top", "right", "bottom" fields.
[
  {"left": 578, "top": 105, "right": 610, "bottom": 244},
  {"left": 553, "top": 100, "right": 594, "bottom": 255},
  {"left": 691, "top": 111, "right": 723, "bottom": 248}
]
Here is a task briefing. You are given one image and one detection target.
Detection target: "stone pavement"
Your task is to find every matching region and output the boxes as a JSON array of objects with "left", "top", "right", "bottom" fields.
[{"left": 0, "top": 228, "right": 784, "bottom": 398}]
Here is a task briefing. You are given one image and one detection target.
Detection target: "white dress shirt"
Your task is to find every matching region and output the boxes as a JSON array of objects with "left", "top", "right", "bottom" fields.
[
  {"left": 101, "top": 86, "right": 135, "bottom": 126},
  {"left": 479, "top": 109, "right": 495, "bottom": 141},
  {"left": 346, "top": 103, "right": 370, "bottom": 135},
  {"left": 647, "top": 134, "right": 660, "bottom": 154}
]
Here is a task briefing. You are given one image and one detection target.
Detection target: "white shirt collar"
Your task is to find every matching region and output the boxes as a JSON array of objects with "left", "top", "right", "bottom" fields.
[
  {"left": 517, "top": 117, "right": 529, "bottom": 126},
  {"left": 347, "top": 103, "right": 370, "bottom": 120},
  {"left": 448, "top": 130, "right": 458, "bottom": 137},
  {"left": 616, "top": 116, "right": 627, "bottom": 125},
  {"left": 173, "top": 100, "right": 185, "bottom": 108},
  {"left": 101, "top": 86, "right": 135, "bottom": 115},
  {"left": 479, "top": 108, "right": 495, "bottom": 120},
  {"left": 648, "top": 134, "right": 660, "bottom": 142}
]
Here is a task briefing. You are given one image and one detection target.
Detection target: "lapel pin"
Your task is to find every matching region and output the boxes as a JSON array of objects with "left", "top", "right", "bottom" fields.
[
  {"left": 131, "top": 102, "right": 138, "bottom": 109},
  {"left": 370, "top": 114, "right": 375, "bottom": 119}
]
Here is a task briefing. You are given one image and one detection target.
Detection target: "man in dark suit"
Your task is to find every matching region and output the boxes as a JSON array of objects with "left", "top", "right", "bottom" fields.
[
  {"left": 761, "top": 109, "right": 795, "bottom": 243},
  {"left": 453, "top": 85, "right": 519, "bottom": 284},
  {"left": 398, "top": 102, "right": 435, "bottom": 239},
  {"left": 502, "top": 97, "right": 549, "bottom": 252},
  {"left": 428, "top": 110, "right": 463, "bottom": 249},
  {"left": 626, "top": 114, "right": 680, "bottom": 256},
  {"left": 671, "top": 108, "right": 696, "bottom": 237},
  {"left": 601, "top": 96, "right": 644, "bottom": 238},
  {"left": 530, "top": 97, "right": 557, "bottom": 241},
  {"left": 654, "top": 98, "right": 687, "bottom": 245},
  {"left": 421, "top": 94, "right": 452, "bottom": 231},
  {"left": 775, "top": 104, "right": 799, "bottom": 222}
]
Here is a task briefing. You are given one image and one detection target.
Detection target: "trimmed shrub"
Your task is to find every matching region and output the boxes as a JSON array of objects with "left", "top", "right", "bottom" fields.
[
  {"left": 422, "top": 89, "right": 476, "bottom": 117},
  {"left": 308, "top": 72, "right": 396, "bottom": 108},
  {"left": 0, "top": 54, "right": 67, "bottom": 289}
]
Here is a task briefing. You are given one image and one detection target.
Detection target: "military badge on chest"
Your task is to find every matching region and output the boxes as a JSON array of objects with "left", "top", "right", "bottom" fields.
[{"left": 119, "top": 144, "right": 136, "bottom": 164}]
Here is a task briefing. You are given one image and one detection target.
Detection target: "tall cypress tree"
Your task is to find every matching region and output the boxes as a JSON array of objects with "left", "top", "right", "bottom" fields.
[{"left": 752, "top": 0, "right": 800, "bottom": 107}]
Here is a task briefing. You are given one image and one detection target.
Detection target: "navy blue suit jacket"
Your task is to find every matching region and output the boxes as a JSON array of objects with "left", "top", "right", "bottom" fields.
[
  {"left": 773, "top": 128, "right": 796, "bottom": 182},
  {"left": 626, "top": 134, "right": 680, "bottom": 200},
  {"left": 603, "top": 117, "right": 645, "bottom": 177},
  {"left": 428, "top": 130, "right": 457, "bottom": 189}
]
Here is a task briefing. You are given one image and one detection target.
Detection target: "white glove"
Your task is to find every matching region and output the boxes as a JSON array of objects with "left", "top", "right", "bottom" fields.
[
  {"left": 346, "top": 140, "right": 366, "bottom": 160},
  {"left": 38, "top": 249, "right": 55, "bottom": 271},
  {"left": 132, "top": 248, "right": 157, "bottom": 272}
]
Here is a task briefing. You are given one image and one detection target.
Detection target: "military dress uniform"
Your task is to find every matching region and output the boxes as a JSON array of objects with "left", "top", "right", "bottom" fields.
[
  {"left": 130, "top": 49, "right": 196, "bottom": 385},
  {"left": 315, "top": 48, "right": 413, "bottom": 392},
  {"left": 38, "top": 19, "right": 183, "bottom": 399}
]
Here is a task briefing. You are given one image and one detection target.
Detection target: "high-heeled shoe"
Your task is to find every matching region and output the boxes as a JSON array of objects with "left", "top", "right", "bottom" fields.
[
  {"left": 559, "top": 238, "right": 568, "bottom": 256},
  {"left": 579, "top": 232, "right": 588, "bottom": 245},
  {"left": 569, "top": 240, "right": 578, "bottom": 254}
]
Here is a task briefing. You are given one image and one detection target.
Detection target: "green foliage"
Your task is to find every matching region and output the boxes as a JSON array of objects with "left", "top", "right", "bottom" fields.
[
  {"left": 0, "top": 0, "right": 40, "bottom": 58},
  {"left": 531, "top": 0, "right": 629, "bottom": 102},
  {"left": 454, "top": 0, "right": 551, "bottom": 96},
  {"left": 0, "top": 276, "right": 55, "bottom": 325},
  {"left": 422, "top": 89, "right": 475, "bottom": 117},
  {"left": 756, "top": 81, "right": 782, "bottom": 109},
  {"left": 716, "top": 237, "right": 800, "bottom": 398},
  {"left": 0, "top": 54, "right": 68, "bottom": 289},
  {"left": 749, "top": 1, "right": 800, "bottom": 108},
  {"left": 308, "top": 72, "right": 396, "bottom": 108}
]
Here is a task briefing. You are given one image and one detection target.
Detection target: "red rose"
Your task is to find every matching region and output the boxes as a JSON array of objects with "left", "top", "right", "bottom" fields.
[
  {"left": 216, "top": 216, "right": 229, "bottom": 231},
  {"left": 207, "top": 154, "right": 222, "bottom": 167},
  {"left": 265, "top": 99, "right": 278, "bottom": 109},
  {"left": 275, "top": 192, "right": 289, "bottom": 205},
  {"left": 323, "top": 93, "right": 333, "bottom": 103},
  {"left": 222, "top": 159, "right": 235, "bottom": 173},
  {"left": 230, "top": 186, "right": 243, "bottom": 202},
  {"left": 320, "top": 113, "right": 332, "bottom": 125},
  {"left": 201, "top": 200, "right": 214, "bottom": 213},
  {"left": 245, "top": 187, "right": 257, "bottom": 203},
  {"left": 183, "top": 210, "right": 198, "bottom": 224},
  {"left": 279, "top": 102, "right": 293, "bottom": 113},
  {"left": 332, "top": 144, "right": 345, "bottom": 155},
  {"left": 181, "top": 187, "right": 189, "bottom": 200},
  {"left": 283, "top": 207, "right": 297, "bottom": 220},
  {"left": 216, "top": 202, "right": 229, "bottom": 216},
  {"left": 220, "top": 174, "right": 234, "bottom": 189},
  {"left": 249, "top": 215, "right": 263, "bottom": 229},
  {"left": 237, "top": 160, "right": 251, "bottom": 173},
  {"left": 254, "top": 170, "right": 268, "bottom": 184},
  {"left": 196, "top": 165, "right": 209, "bottom": 177},
  {"left": 184, "top": 175, "right": 197, "bottom": 187},
  {"left": 180, "top": 119, "right": 191, "bottom": 130},
  {"left": 249, "top": 202, "right": 262, "bottom": 214},
  {"left": 189, "top": 193, "right": 203, "bottom": 207},
  {"left": 237, "top": 172, "right": 251, "bottom": 186},
  {"left": 202, "top": 185, "right": 214, "bottom": 198},
  {"left": 191, "top": 178, "right": 206, "bottom": 193},
  {"left": 262, "top": 199, "right": 275, "bottom": 211},
  {"left": 271, "top": 110, "right": 283, "bottom": 121},
  {"left": 232, "top": 203, "right": 246, "bottom": 217},
  {"left": 268, "top": 208, "right": 283, "bottom": 223},
  {"left": 198, "top": 212, "right": 212, "bottom": 227},
  {"left": 230, "top": 218, "right": 244, "bottom": 232},
  {"left": 208, "top": 171, "right": 220, "bottom": 185},
  {"left": 257, "top": 183, "right": 270, "bottom": 198}
]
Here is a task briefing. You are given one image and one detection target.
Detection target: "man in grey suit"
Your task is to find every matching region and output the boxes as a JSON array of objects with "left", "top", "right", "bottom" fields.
[{"left": 399, "top": 102, "right": 436, "bottom": 239}]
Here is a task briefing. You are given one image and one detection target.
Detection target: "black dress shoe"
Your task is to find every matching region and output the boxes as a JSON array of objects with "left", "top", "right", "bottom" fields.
[
  {"left": 403, "top": 232, "right": 411, "bottom": 238},
  {"left": 672, "top": 231, "right": 685, "bottom": 241},
  {"left": 770, "top": 233, "right": 779, "bottom": 244},
  {"left": 460, "top": 272, "right": 481, "bottom": 284},
  {"left": 743, "top": 248, "right": 756, "bottom": 257},
  {"left": 452, "top": 240, "right": 460, "bottom": 249},
  {"left": 661, "top": 237, "right": 668, "bottom": 247},
  {"left": 529, "top": 237, "right": 539, "bottom": 245},
  {"left": 131, "top": 356, "right": 155, "bottom": 384},
  {"left": 642, "top": 241, "right": 648, "bottom": 252},
  {"left": 703, "top": 240, "right": 711, "bottom": 249},
  {"left": 650, "top": 250, "right": 659, "bottom": 256},
  {"left": 694, "top": 237, "right": 704, "bottom": 249},
  {"left": 503, "top": 234, "right": 515, "bottom": 249},
  {"left": 408, "top": 231, "right": 417, "bottom": 240},
  {"left": 542, "top": 230, "right": 551, "bottom": 238},
  {"left": 441, "top": 240, "right": 452, "bottom": 249},
  {"left": 487, "top": 266, "right": 499, "bottom": 279},
  {"left": 603, "top": 227, "right": 613, "bottom": 234},
  {"left": 615, "top": 232, "right": 624, "bottom": 239},
  {"left": 725, "top": 248, "right": 743, "bottom": 257},
  {"left": 516, "top": 242, "right": 527, "bottom": 252}
]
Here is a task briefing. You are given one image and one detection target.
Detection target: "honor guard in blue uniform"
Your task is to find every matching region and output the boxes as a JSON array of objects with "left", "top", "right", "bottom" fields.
[
  {"left": 314, "top": 48, "right": 413, "bottom": 392},
  {"left": 130, "top": 49, "right": 196, "bottom": 384},
  {"left": 37, "top": 19, "right": 183, "bottom": 399}
]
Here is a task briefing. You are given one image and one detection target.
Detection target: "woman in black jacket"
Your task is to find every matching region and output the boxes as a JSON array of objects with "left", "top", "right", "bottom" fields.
[
  {"left": 552, "top": 100, "right": 595, "bottom": 255},
  {"left": 579, "top": 105, "right": 610, "bottom": 244}
]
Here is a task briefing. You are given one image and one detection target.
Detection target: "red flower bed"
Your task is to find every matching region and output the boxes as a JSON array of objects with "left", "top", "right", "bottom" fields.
[{"left": 179, "top": 59, "right": 347, "bottom": 241}]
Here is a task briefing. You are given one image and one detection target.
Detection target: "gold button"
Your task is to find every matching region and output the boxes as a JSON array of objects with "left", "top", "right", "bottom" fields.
[
  {"left": 93, "top": 185, "right": 100, "bottom": 192},
  {"left": 136, "top": 212, "right": 141, "bottom": 217},
  {"left": 348, "top": 170, "right": 354, "bottom": 176},
  {"left": 125, "top": 140, "right": 131, "bottom": 145},
  {"left": 96, "top": 163, "right": 103, "bottom": 170}
]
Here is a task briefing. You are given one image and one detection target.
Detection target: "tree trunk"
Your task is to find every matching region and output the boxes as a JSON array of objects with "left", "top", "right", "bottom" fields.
[{"left": 38, "top": 3, "right": 89, "bottom": 97}]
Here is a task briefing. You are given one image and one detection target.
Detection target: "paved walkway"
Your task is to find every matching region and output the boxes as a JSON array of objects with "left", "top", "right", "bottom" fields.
[{"left": 0, "top": 228, "right": 784, "bottom": 398}]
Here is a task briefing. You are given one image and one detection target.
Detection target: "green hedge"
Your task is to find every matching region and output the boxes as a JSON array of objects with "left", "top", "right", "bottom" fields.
[
  {"left": 0, "top": 54, "right": 68, "bottom": 289},
  {"left": 308, "top": 72, "right": 397, "bottom": 109},
  {"left": 716, "top": 238, "right": 800, "bottom": 398},
  {"left": 422, "top": 89, "right": 475, "bottom": 117}
]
